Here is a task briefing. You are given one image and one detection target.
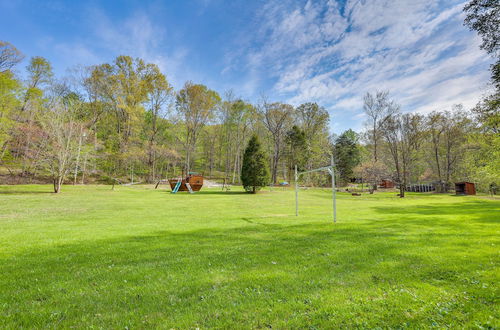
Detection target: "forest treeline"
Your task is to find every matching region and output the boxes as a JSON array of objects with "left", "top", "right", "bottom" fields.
[{"left": 0, "top": 35, "right": 498, "bottom": 194}]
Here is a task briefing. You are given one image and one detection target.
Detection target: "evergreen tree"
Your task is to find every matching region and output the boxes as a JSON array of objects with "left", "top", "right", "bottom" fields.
[
  {"left": 241, "top": 135, "right": 270, "bottom": 193},
  {"left": 334, "top": 129, "right": 361, "bottom": 186}
]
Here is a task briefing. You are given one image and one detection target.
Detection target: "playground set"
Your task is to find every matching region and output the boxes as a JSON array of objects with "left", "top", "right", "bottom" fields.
[{"left": 169, "top": 173, "right": 204, "bottom": 194}]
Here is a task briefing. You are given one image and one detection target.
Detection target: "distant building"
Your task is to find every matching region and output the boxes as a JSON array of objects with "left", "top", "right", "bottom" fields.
[
  {"left": 455, "top": 182, "right": 476, "bottom": 195},
  {"left": 379, "top": 179, "right": 394, "bottom": 188}
]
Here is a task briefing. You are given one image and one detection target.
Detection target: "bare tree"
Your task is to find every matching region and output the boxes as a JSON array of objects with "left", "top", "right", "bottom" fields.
[
  {"left": 40, "top": 99, "right": 87, "bottom": 193},
  {"left": 363, "top": 91, "right": 398, "bottom": 162},
  {"left": 354, "top": 160, "right": 389, "bottom": 193}
]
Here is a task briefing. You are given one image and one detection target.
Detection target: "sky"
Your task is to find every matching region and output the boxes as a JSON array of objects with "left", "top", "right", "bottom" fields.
[{"left": 0, "top": 0, "right": 495, "bottom": 133}]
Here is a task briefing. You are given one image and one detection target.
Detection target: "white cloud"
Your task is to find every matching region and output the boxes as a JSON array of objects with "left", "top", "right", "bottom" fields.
[{"left": 231, "top": 0, "right": 493, "bottom": 131}]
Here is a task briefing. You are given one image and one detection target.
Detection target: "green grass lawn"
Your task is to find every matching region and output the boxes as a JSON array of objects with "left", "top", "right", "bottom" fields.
[{"left": 0, "top": 185, "right": 498, "bottom": 328}]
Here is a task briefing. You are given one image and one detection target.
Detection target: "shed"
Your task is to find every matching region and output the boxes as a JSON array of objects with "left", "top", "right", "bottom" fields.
[
  {"left": 380, "top": 179, "right": 395, "bottom": 189},
  {"left": 455, "top": 182, "right": 476, "bottom": 195}
]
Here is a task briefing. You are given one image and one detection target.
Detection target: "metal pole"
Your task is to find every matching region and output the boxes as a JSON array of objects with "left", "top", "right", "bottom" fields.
[
  {"left": 295, "top": 165, "right": 298, "bottom": 216},
  {"left": 73, "top": 128, "right": 84, "bottom": 185},
  {"left": 331, "top": 155, "right": 336, "bottom": 223}
]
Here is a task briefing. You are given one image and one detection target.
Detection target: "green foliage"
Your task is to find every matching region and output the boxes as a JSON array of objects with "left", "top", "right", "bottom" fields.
[
  {"left": 0, "top": 71, "right": 20, "bottom": 151},
  {"left": 464, "top": 0, "right": 499, "bottom": 55},
  {"left": 464, "top": 0, "right": 500, "bottom": 89},
  {"left": 464, "top": 132, "right": 500, "bottom": 191},
  {"left": 0, "top": 40, "right": 24, "bottom": 72},
  {"left": 26, "top": 56, "right": 53, "bottom": 87},
  {"left": 286, "top": 125, "right": 307, "bottom": 171},
  {"left": 241, "top": 135, "right": 270, "bottom": 193},
  {"left": 334, "top": 129, "right": 362, "bottom": 185},
  {"left": 472, "top": 92, "right": 500, "bottom": 133}
]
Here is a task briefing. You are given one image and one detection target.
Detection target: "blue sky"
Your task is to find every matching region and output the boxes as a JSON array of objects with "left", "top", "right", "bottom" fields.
[{"left": 0, "top": 0, "right": 495, "bottom": 133}]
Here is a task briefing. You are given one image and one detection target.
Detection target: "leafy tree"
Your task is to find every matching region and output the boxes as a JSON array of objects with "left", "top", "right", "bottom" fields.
[
  {"left": 464, "top": 0, "right": 500, "bottom": 89},
  {"left": 295, "top": 102, "right": 330, "bottom": 184},
  {"left": 464, "top": 130, "right": 500, "bottom": 191},
  {"left": 334, "top": 129, "right": 361, "bottom": 186},
  {"left": 218, "top": 95, "right": 256, "bottom": 183},
  {"left": 471, "top": 93, "right": 500, "bottom": 133},
  {"left": 241, "top": 135, "right": 269, "bottom": 193},
  {"left": 426, "top": 108, "right": 472, "bottom": 191},
  {"left": 296, "top": 102, "right": 329, "bottom": 142},
  {"left": 176, "top": 82, "right": 220, "bottom": 174},
  {"left": 285, "top": 125, "right": 307, "bottom": 173},
  {"left": 144, "top": 64, "right": 173, "bottom": 182},
  {"left": 0, "top": 41, "right": 24, "bottom": 73},
  {"left": 0, "top": 71, "right": 20, "bottom": 159}
]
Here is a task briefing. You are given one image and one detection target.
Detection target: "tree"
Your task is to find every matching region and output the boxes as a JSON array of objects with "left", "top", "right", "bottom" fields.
[
  {"left": 471, "top": 93, "right": 500, "bottom": 133},
  {"left": 426, "top": 108, "right": 472, "bottom": 191},
  {"left": 260, "top": 101, "right": 294, "bottom": 184},
  {"left": 334, "top": 129, "right": 361, "bottom": 186},
  {"left": 296, "top": 102, "right": 329, "bottom": 142},
  {"left": 0, "top": 41, "right": 24, "bottom": 73},
  {"left": 363, "top": 91, "right": 398, "bottom": 162},
  {"left": 295, "top": 102, "right": 330, "bottom": 182},
  {"left": 285, "top": 125, "right": 307, "bottom": 174},
  {"left": 15, "top": 57, "right": 54, "bottom": 176},
  {"left": 241, "top": 135, "right": 270, "bottom": 193},
  {"left": 354, "top": 160, "right": 389, "bottom": 192},
  {"left": 39, "top": 98, "right": 87, "bottom": 193},
  {"left": 0, "top": 71, "right": 20, "bottom": 159},
  {"left": 381, "top": 112, "right": 425, "bottom": 198},
  {"left": 464, "top": 128, "right": 500, "bottom": 191},
  {"left": 464, "top": 1, "right": 500, "bottom": 193},
  {"left": 176, "top": 82, "right": 220, "bottom": 174},
  {"left": 144, "top": 65, "right": 173, "bottom": 182},
  {"left": 464, "top": 0, "right": 500, "bottom": 89},
  {"left": 218, "top": 96, "right": 256, "bottom": 183}
]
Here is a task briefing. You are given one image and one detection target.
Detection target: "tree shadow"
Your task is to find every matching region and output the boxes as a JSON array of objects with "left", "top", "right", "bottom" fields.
[
  {"left": 193, "top": 190, "right": 249, "bottom": 195},
  {"left": 1, "top": 217, "right": 497, "bottom": 327},
  {"left": 0, "top": 190, "right": 53, "bottom": 195},
  {"left": 372, "top": 200, "right": 499, "bottom": 225}
]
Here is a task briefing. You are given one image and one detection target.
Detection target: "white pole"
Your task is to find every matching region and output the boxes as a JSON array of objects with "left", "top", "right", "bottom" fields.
[
  {"left": 331, "top": 155, "right": 336, "bottom": 223},
  {"left": 73, "top": 128, "right": 84, "bottom": 185},
  {"left": 295, "top": 165, "right": 298, "bottom": 216}
]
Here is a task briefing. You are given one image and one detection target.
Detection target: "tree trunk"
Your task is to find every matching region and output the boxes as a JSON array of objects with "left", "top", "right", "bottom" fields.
[
  {"left": 81, "top": 153, "right": 87, "bottom": 184},
  {"left": 53, "top": 177, "right": 62, "bottom": 193}
]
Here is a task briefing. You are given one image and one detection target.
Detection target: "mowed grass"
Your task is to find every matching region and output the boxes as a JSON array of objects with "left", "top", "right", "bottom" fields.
[{"left": 0, "top": 185, "right": 499, "bottom": 328}]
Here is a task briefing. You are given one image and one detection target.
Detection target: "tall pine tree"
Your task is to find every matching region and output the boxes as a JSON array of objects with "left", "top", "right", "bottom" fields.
[{"left": 241, "top": 135, "right": 270, "bottom": 193}]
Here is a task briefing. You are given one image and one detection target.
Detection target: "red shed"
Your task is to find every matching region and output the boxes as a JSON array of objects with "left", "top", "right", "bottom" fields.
[
  {"left": 455, "top": 182, "right": 476, "bottom": 195},
  {"left": 380, "top": 179, "right": 395, "bottom": 189}
]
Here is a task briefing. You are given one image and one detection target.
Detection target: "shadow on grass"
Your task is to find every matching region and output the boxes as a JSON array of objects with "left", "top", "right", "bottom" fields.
[
  {"left": 0, "top": 190, "right": 53, "bottom": 195},
  {"left": 372, "top": 200, "right": 499, "bottom": 225},
  {"left": 1, "top": 191, "right": 499, "bottom": 328},
  {"left": 195, "top": 190, "right": 249, "bottom": 195},
  {"left": 1, "top": 212, "right": 498, "bottom": 328}
]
